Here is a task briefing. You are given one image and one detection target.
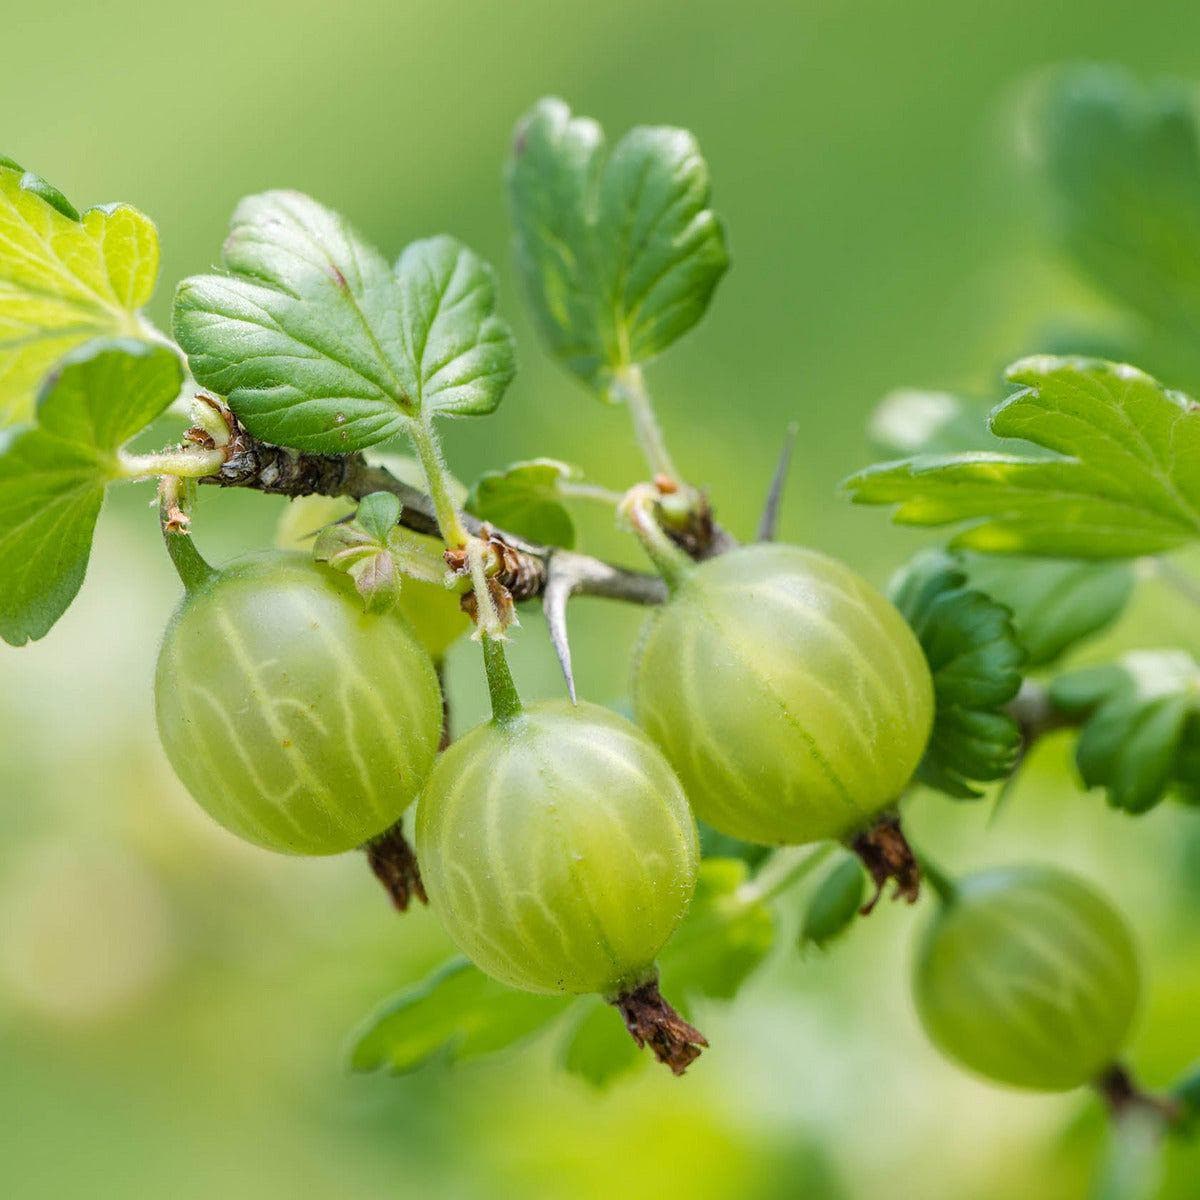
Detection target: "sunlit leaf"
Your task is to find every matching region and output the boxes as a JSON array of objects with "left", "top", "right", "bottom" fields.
[
  {"left": 847, "top": 357, "right": 1200, "bottom": 559},
  {"left": 0, "top": 160, "right": 159, "bottom": 424},
  {"left": 0, "top": 339, "right": 182, "bottom": 645},
  {"left": 508, "top": 97, "right": 729, "bottom": 392},
  {"left": 348, "top": 957, "right": 571, "bottom": 1074},
  {"left": 175, "top": 192, "right": 514, "bottom": 452},
  {"left": 466, "top": 457, "right": 578, "bottom": 547}
]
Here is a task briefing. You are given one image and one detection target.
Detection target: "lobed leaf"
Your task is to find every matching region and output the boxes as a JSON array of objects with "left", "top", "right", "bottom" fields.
[
  {"left": 507, "top": 97, "right": 729, "bottom": 392},
  {"left": 847, "top": 357, "right": 1200, "bottom": 559},
  {"left": 466, "top": 457, "right": 577, "bottom": 547},
  {"left": 1036, "top": 67, "right": 1200, "bottom": 388},
  {"left": 348, "top": 957, "right": 570, "bottom": 1074},
  {"left": 0, "top": 339, "right": 182, "bottom": 645},
  {"left": 890, "top": 550, "right": 1025, "bottom": 798},
  {"left": 174, "top": 193, "right": 515, "bottom": 453},
  {"left": 958, "top": 553, "right": 1134, "bottom": 668},
  {"left": 352, "top": 858, "right": 776, "bottom": 1087},
  {"left": 1050, "top": 650, "right": 1200, "bottom": 814},
  {"left": 0, "top": 160, "right": 159, "bottom": 425}
]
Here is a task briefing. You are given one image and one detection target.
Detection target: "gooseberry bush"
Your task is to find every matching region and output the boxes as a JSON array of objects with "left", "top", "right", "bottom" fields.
[{"left": 5, "top": 64, "right": 1200, "bottom": 1192}]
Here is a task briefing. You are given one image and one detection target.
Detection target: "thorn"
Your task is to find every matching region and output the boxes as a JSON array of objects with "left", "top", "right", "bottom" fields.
[
  {"left": 756, "top": 422, "right": 800, "bottom": 543},
  {"left": 542, "top": 564, "right": 578, "bottom": 703}
]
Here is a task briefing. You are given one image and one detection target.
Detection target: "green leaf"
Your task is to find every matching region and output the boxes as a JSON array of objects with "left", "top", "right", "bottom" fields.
[
  {"left": 559, "top": 856, "right": 776, "bottom": 1088},
  {"left": 174, "top": 192, "right": 515, "bottom": 453},
  {"left": 0, "top": 427, "right": 105, "bottom": 645},
  {"left": 348, "top": 957, "right": 571, "bottom": 1075},
  {"left": 1051, "top": 651, "right": 1200, "bottom": 814},
  {"left": 355, "top": 491, "right": 401, "bottom": 544},
  {"left": 559, "top": 997, "right": 643, "bottom": 1088},
  {"left": 0, "top": 339, "right": 182, "bottom": 645},
  {"left": 466, "top": 457, "right": 577, "bottom": 547},
  {"left": 657, "top": 857, "right": 775, "bottom": 1001},
  {"left": 799, "top": 855, "right": 865, "bottom": 950},
  {"left": 0, "top": 160, "right": 159, "bottom": 425},
  {"left": 507, "top": 97, "right": 729, "bottom": 391},
  {"left": 890, "top": 550, "right": 1025, "bottom": 798},
  {"left": 36, "top": 337, "right": 183, "bottom": 452},
  {"left": 958, "top": 553, "right": 1134, "bottom": 667},
  {"left": 847, "top": 356, "right": 1200, "bottom": 558},
  {"left": 1036, "top": 67, "right": 1200, "bottom": 390}
]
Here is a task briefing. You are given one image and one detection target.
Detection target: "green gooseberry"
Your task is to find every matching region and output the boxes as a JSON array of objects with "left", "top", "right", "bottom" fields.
[
  {"left": 632, "top": 543, "right": 934, "bottom": 845},
  {"left": 416, "top": 699, "right": 699, "bottom": 998},
  {"left": 914, "top": 865, "right": 1140, "bottom": 1091},
  {"left": 155, "top": 551, "right": 442, "bottom": 855}
]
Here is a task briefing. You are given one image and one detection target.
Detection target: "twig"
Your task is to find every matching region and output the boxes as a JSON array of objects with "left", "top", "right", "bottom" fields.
[{"left": 198, "top": 432, "right": 666, "bottom": 609}]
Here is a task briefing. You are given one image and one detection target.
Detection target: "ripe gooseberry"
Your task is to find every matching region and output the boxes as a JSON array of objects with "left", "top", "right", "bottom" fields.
[
  {"left": 416, "top": 690, "right": 705, "bottom": 1072},
  {"left": 155, "top": 551, "right": 443, "bottom": 858},
  {"left": 914, "top": 865, "right": 1140, "bottom": 1091},
  {"left": 632, "top": 543, "right": 934, "bottom": 846}
]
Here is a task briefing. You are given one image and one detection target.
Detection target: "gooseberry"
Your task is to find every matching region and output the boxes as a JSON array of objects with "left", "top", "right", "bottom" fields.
[
  {"left": 632, "top": 543, "right": 934, "bottom": 845},
  {"left": 913, "top": 865, "right": 1140, "bottom": 1091},
  {"left": 155, "top": 551, "right": 443, "bottom": 856},
  {"left": 416, "top": 698, "right": 706, "bottom": 1070}
]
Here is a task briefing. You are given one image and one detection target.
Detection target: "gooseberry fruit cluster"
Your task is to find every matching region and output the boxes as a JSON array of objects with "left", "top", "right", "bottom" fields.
[{"left": 4, "top": 81, "right": 1197, "bottom": 1153}]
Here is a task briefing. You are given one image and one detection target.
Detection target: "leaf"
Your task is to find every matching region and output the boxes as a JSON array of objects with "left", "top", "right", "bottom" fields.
[
  {"left": 656, "top": 857, "right": 775, "bottom": 1002},
  {"left": 312, "top": 490, "right": 444, "bottom": 613},
  {"left": 355, "top": 491, "right": 401, "bottom": 544},
  {"left": 559, "top": 997, "right": 642, "bottom": 1088},
  {"left": 174, "top": 192, "right": 515, "bottom": 453},
  {"left": 507, "top": 97, "right": 729, "bottom": 391},
  {"left": 466, "top": 457, "right": 577, "bottom": 547},
  {"left": 0, "top": 159, "right": 160, "bottom": 424},
  {"left": 348, "top": 957, "right": 571, "bottom": 1075},
  {"left": 1036, "top": 67, "right": 1200, "bottom": 389},
  {"left": 890, "top": 550, "right": 1025, "bottom": 798},
  {"left": 559, "top": 856, "right": 776, "bottom": 1088},
  {"left": 958, "top": 553, "right": 1134, "bottom": 667},
  {"left": 0, "top": 339, "right": 183, "bottom": 645},
  {"left": 1051, "top": 651, "right": 1200, "bottom": 814},
  {"left": 847, "top": 356, "right": 1200, "bottom": 559},
  {"left": 799, "top": 855, "right": 865, "bottom": 950}
]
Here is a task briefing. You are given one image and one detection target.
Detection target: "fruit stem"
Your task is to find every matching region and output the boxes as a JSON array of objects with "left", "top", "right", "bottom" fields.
[
  {"left": 1095, "top": 1064, "right": 1184, "bottom": 1128},
  {"left": 482, "top": 634, "right": 522, "bottom": 723},
  {"left": 620, "top": 484, "right": 694, "bottom": 592},
  {"left": 157, "top": 483, "right": 214, "bottom": 592},
  {"left": 406, "top": 412, "right": 469, "bottom": 549},
  {"left": 610, "top": 365, "right": 681, "bottom": 484},
  {"left": 611, "top": 975, "right": 707, "bottom": 1075}
]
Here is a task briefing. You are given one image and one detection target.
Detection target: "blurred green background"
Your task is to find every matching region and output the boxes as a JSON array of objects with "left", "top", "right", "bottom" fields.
[{"left": 5, "top": 1, "right": 1200, "bottom": 1196}]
